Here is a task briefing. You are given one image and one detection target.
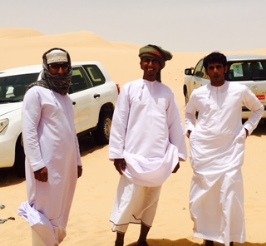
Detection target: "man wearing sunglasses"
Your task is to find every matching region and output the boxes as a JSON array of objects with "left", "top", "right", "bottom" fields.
[{"left": 18, "top": 48, "right": 82, "bottom": 246}]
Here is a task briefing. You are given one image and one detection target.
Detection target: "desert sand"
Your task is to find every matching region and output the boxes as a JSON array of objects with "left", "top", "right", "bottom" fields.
[{"left": 0, "top": 29, "right": 266, "bottom": 246}]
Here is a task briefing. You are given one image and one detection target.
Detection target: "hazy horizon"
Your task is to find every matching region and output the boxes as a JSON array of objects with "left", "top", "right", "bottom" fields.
[{"left": 1, "top": 0, "right": 266, "bottom": 53}]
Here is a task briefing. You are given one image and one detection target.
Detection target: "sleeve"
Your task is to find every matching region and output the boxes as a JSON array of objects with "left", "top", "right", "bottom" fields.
[
  {"left": 109, "top": 86, "right": 130, "bottom": 160},
  {"left": 167, "top": 92, "right": 187, "bottom": 161},
  {"left": 242, "top": 86, "right": 264, "bottom": 134},
  {"left": 22, "top": 88, "right": 46, "bottom": 171},
  {"left": 185, "top": 91, "right": 197, "bottom": 134}
]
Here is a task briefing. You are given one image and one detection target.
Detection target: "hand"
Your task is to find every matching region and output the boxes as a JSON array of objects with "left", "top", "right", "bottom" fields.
[
  {"left": 34, "top": 167, "right": 48, "bottom": 182},
  {"left": 172, "top": 163, "right": 180, "bottom": 173},
  {"left": 77, "top": 166, "right": 82, "bottom": 178},
  {"left": 114, "top": 159, "right": 126, "bottom": 175}
]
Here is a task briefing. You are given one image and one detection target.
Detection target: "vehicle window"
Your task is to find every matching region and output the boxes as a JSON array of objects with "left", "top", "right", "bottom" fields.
[
  {"left": 248, "top": 61, "right": 266, "bottom": 79},
  {"left": 202, "top": 67, "right": 209, "bottom": 80},
  {"left": 193, "top": 59, "right": 204, "bottom": 78},
  {"left": 227, "top": 62, "right": 245, "bottom": 81},
  {"left": 228, "top": 60, "right": 266, "bottom": 81},
  {"left": 0, "top": 73, "right": 39, "bottom": 101},
  {"left": 83, "top": 65, "right": 105, "bottom": 87},
  {"left": 70, "top": 68, "right": 91, "bottom": 93}
]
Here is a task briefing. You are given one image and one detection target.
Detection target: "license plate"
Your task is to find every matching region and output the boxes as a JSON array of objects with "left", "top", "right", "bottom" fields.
[{"left": 256, "top": 95, "right": 265, "bottom": 100}]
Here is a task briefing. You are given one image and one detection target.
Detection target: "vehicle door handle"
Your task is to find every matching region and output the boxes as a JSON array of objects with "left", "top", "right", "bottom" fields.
[{"left": 94, "top": 94, "right": 100, "bottom": 98}]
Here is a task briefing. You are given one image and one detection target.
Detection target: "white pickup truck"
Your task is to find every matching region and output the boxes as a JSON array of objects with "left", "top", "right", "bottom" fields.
[{"left": 0, "top": 61, "right": 119, "bottom": 177}]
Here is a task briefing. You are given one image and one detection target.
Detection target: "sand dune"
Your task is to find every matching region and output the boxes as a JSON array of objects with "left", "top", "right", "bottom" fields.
[
  {"left": 0, "top": 28, "right": 43, "bottom": 38},
  {"left": 0, "top": 29, "right": 266, "bottom": 246}
]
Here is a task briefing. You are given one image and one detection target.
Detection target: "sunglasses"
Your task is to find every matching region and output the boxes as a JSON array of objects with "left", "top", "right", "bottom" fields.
[{"left": 49, "top": 63, "right": 69, "bottom": 71}]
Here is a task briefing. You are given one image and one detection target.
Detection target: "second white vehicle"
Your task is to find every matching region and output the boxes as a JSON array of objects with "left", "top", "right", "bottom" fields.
[
  {"left": 183, "top": 54, "right": 266, "bottom": 119},
  {"left": 0, "top": 61, "right": 119, "bottom": 177}
]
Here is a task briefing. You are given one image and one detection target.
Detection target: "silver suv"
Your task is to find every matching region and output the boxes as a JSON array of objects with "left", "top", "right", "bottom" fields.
[
  {"left": 183, "top": 55, "right": 266, "bottom": 119},
  {"left": 0, "top": 61, "right": 119, "bottom": 177}
]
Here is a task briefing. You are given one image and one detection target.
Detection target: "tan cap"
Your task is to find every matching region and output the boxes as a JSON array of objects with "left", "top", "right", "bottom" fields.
[{"left": 46, "top": 49, "right": 68, "bottom": 64}]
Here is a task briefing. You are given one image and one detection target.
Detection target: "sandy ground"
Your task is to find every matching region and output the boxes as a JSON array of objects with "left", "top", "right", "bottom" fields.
[{"left": 0, "top": 29, "right": 266, "bottom": 246}]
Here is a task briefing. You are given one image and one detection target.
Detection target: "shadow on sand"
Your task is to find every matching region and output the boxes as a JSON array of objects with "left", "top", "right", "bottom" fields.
[
  {"left": 127, "top": 239, "right": 266, "bottom": 246},
  {"left": 249, "top": 120, "right": 266, "bottom": 136},
  {"left": 0, "top": 133, "right": 105, "bottom": 187},
  {"left": 0, "top": 168, "right": 24, "bottom": 187},
  {"left": 77, "top": 133, "right": 106, "bottom": 156}
]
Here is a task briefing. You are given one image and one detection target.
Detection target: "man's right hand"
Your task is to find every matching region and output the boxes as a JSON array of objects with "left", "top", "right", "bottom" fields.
[
  {"left": 114, "top": 159, "right": 126, "bottom": 175},
  {"left": 34, "top": 167, "right": 48, "bottom": 182}
]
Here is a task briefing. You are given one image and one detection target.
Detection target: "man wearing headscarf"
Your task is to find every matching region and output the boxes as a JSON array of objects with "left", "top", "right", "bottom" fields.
[
  {"left": 18, "top": 48, "right": 82, "bottom": 246},
  {"left": 109, "top": 44, "right": 187, "bottom": 246}
]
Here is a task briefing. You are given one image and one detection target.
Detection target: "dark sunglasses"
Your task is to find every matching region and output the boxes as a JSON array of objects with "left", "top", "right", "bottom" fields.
[{"left": 49, "top": 63, "right": 69, "bottom": 71}]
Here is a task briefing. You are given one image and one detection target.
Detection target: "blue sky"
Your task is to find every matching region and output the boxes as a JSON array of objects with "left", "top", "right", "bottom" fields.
[{"left": 1, "top": 0, "right": 266, "bottom": 52}]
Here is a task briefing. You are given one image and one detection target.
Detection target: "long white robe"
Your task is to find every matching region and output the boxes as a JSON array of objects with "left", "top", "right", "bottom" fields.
[
  {"left": 18, "top": 86, "right": 82, "bottom": 245},
  {"left": 185, "top": 82, "right": 263, "bottom": 246},
  {"left": 109, "top": 79, "right": 187, "bottom": 231}
]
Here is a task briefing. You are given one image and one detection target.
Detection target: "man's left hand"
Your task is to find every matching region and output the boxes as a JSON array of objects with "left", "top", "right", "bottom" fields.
[{"left": 34, "top": 167, "right": 48, "bottom": 182}]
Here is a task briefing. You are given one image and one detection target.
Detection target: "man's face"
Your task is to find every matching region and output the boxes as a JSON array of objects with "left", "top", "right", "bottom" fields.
[
  {"left": 206, "top": 63, "right": 228, "bottom": 86},
  {"left": 140, "top": 57, "right": 162, "bottom": 81},
  {"left": 48, "top": 62, "right": 69, "bottom": 75}
]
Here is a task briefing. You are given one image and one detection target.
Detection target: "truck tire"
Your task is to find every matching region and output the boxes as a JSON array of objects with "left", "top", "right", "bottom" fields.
[
  {"left": 14, "top": 136, "right": 26, "bottom": 178},
  {"left": 93, "top": 111, "right": 113, "bottom": 145}
]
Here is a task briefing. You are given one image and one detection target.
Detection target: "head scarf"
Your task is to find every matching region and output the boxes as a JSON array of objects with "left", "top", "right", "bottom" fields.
[
  {"left": 28, "top": 48, "right": 72, "bottom": 95},
  {"left": 139, "top": 44, "right": 172, "bottom": 82}
]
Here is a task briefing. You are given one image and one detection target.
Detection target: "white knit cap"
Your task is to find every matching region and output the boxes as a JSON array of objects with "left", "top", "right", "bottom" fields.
[{"left": 46, "top": 49, "right": 68, "bottom": 64}]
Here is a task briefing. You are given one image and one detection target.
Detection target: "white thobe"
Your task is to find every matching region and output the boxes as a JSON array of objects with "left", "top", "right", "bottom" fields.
[
  {"left": 109, "top": 79, "right": 187, "bottom": 231},
  {"left": 18, "top": 86, "right": 82, "bottom": 245},
  {"left": 185, "top": 82, "right": 263, "bottom": 246}
]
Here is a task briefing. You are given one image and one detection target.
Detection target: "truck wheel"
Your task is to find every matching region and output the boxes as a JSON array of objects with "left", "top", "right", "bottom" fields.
[
  {"left": 14, "top": 136, "right": 25, "bottom": 178},
  {"left": 93, "top": 111, "right": 113, "bottom": 145}
]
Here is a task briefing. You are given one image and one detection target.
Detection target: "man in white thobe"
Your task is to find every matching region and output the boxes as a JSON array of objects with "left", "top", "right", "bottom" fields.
[
  {"left": 18, "top": 48, "right": 82, "bottom": 246},
  {"left": 109, "top": 44, "right": 187, "bottom": 246},
  {"left": 185, "top": 52, "right": 263, "bottom": 246}
]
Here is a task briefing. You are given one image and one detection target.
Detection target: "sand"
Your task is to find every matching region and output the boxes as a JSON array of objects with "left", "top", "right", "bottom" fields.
[{"left": 0, "top": 29, "right": 266, "bottom": 246}]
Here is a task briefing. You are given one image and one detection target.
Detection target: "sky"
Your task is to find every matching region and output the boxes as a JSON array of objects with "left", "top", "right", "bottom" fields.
[{"left": 1, "top": 0, "right": 266, "bottom": 53}]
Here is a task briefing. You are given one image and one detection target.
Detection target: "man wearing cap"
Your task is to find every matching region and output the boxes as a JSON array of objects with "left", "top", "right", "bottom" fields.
[
  {"left": 18, "top": 48, "right": 82, "bottom": 246},
  {"left": 109, "top": 44, "right": 187, "bottom": 246}
]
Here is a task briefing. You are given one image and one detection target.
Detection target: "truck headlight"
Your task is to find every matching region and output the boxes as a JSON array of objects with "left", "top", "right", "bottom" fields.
[{"left": 0, "top": 118, "right": 9, "bottom": 133}]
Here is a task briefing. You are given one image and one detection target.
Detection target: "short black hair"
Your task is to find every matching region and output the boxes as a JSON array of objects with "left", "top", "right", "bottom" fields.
[{"left": 203, "top": 52, "right": 227, "bottom": 70}]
